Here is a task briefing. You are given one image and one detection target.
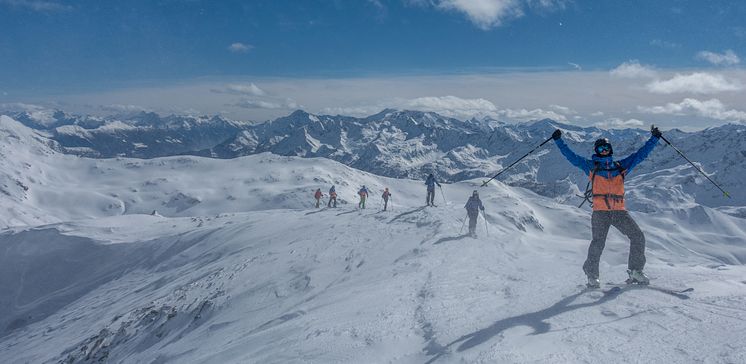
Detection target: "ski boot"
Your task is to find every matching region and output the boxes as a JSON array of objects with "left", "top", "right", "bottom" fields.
[
  {"left": 626, "top": 269, "right": 650, "bottom": 285},
  {"left": 586, "top": 275, "right": 600, "bottom": 289}
]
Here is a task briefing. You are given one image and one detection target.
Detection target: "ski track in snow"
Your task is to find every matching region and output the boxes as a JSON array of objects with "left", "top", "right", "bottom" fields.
[{"left": 0, "top": 115, "right": 745, "bottom": 363}]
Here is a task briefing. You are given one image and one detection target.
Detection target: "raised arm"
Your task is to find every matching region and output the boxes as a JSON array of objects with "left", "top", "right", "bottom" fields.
[
  {"left": 618, "top": 132, "right": 660, "bottom": 175},
  {"left": 553, "top": 131, "right": 594, "bottom": 175}
]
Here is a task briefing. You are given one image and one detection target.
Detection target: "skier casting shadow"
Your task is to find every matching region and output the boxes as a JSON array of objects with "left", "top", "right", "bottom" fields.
[
  {"left": 424, "top": 289, "right": 628, "bottom": 364},
  {"left": 552, "top": 126, "right": 661, "bottom": 288}
]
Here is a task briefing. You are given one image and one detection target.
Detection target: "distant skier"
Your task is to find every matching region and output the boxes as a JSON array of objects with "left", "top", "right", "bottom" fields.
[
  {"left": 464, "top": 190, "right": 485, "bottom": 238},
  {"left": 358, "top": 186, "right": 369, "bottom": 209},
  {"left": 425, "top": 173, "right": 441, "bottom": 206},
  {"left": 382, "top": 187, "right": 391, "bottom": 211},
  {"left": 314, "top": 188, "right": 323, "bottom": 208},
  {"left": 327, "top": 186, "right": 337, "bottom": 208},
  {"left": 552, "top": 126, "right": 662, "bottom": 288}
]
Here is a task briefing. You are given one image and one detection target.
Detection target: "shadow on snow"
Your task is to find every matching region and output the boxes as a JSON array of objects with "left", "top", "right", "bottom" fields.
[{"left": 424, "top": 288, "right": 628, "bottom": 363}]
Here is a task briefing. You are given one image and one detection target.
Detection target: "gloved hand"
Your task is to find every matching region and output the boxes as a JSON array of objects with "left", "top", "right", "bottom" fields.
[
  {"left": 552, "top": 129, "right": 562, "bottom": 140},
  {"left": 651, "top": 125, "right": 662, "bottom": 138}
]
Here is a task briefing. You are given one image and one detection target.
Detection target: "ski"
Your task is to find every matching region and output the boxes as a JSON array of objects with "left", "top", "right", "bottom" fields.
[{"left": 604, "top": 282, "right": 694, "bottom": 299}]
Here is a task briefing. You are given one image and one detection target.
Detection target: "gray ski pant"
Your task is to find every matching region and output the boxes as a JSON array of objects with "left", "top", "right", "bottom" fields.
[
  {"left": 583, "top": 210, "right": 646, "bottom": 279},
  {"left": 467, "top": 212, "right": 479, "bottom": 234}
]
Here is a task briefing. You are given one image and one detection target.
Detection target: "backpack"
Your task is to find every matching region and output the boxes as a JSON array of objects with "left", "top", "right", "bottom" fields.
[{"left": 579, "top": 161, "right": 626, "bottom": 209}]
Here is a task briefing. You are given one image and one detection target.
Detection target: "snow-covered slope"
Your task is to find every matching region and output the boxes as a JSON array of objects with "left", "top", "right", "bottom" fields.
[{"left": 1, "top": 114, "right": 745, "bottom": 363}]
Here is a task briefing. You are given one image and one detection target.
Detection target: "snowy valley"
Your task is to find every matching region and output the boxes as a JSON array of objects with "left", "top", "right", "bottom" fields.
[{"left": 1, "top": 112, "right": 746, "bottom": 363}]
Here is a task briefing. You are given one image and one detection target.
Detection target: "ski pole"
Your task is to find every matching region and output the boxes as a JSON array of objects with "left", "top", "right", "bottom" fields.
[
  {"left": 659, "top": 134, "right": 731, "bottom": 198},
  {"left": 481, "top": 210, "right": 489, "bottom": 236},
  {"left": 481, "top": 135, "right": 554, "bottom": 187},
  {"left": 459, "top": 215, "right": 466, "bottom": 234},
  {"left": 439, "top": 185, "right": 448, "bottom": 204}
]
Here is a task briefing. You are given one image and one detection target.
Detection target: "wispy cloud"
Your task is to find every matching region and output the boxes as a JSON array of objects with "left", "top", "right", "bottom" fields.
[
  {"left": 0, "top": 0, "right": 71, "bottom": 12},
  {"left": 645, "top": 73, "right": 742, "bottom": 94},
  {"left": 98, "top": 104, "right": 151, "bottom": 113},
  {"left": 649, "top": 39, "right": 681, "bottom": 49},
  {"left": 212, "top": 83, "right": 267, "bottom": 96},
  {"left": 227, "top": 43, "right": 253, "bottom": 54},
  {"left": 594, "top": 117, "right": 645, "bottom": 129},
  {"left": 610, "top": 60, "right": 657, "bottom": 79},
  {"left": 638, "top": 98, "right": 746, "bottom": 122},
  {"left": 568, "top": 62, "right": 582, "bottom": 71},
  {"left": 696, "top": 49, "right": 740, "bottom": 66},
  {"left": 232, "top": 98, "right": 298, "bottom": 110},
  {"left": 425, "top": 0, "right": 566, "bottom": 30}
]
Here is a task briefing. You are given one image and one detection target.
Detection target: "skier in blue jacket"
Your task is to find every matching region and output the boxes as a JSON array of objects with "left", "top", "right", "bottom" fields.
[{"left": 552, "top": 126, "right": 662, "bottom": 288}]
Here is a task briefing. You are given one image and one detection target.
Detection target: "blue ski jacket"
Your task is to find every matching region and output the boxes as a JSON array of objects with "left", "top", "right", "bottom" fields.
[
  {"left": 425, "top": 175, "right": 441, "bottom": 190},
  {"left": 464, "top": 196, "right": 484, "bottom": 214},
  {"left": 554, "top": 135, "right": 659, "bottom": 178}
]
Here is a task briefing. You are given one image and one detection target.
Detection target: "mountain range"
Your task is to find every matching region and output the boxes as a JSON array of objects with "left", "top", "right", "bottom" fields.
[{"left": 5, "top": 108, "right": 744, "bottom": 212}]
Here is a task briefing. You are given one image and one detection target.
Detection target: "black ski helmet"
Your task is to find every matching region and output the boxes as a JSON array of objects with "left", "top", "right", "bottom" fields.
[{"left": 594, "top": 138, "right": 613, "bottom": 156}]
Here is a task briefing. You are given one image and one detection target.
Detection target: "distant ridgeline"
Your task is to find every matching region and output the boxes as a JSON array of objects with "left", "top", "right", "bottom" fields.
[{"left": 5, "top": 109, "right": 745, "bottom": 209}]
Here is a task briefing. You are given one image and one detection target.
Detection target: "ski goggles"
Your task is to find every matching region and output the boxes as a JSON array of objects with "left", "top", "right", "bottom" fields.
[{"left": 595, "top": 144, "right": 611, "bottom": 154}]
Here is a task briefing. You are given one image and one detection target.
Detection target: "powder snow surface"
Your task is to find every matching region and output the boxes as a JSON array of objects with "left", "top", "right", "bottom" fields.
[{"left": 1, "top": 116, "right": 745, "bottom": 363}]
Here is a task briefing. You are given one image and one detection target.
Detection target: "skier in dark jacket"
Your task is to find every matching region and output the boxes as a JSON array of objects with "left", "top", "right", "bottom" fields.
[
  {"left": 425, "top": 174, "right": 441, "bottom": 206},
  {"left": 382, "top": 188, "right": 391, "bottom": 211},
  {"left": 327, "top": 185, "right": 337, "bottom": 208},
  {"left": 464, "top": 190, "right": 485, "bottom": 238},
  {"left": 552, "top": 126, "right": 662, "bottom": 288}
]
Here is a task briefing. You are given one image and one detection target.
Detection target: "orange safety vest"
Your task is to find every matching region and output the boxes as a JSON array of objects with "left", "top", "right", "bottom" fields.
[{"left": 589, "top": 162, "right": 626, "bottom": 211}]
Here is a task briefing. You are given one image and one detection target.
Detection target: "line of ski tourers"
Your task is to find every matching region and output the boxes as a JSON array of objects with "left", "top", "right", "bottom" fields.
[{"left": 312, "top": 173, "right": 487, "bottom": 237}]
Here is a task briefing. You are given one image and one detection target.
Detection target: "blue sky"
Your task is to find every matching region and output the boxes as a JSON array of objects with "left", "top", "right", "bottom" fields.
[{"left": 2, "top": 0, "right": 746, "bottom": 129}]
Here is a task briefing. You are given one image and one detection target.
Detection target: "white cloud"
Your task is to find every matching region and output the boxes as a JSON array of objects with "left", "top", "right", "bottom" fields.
[
  {"left": 233, "top": 98, "right": 298, "bottom": 110},
  {"left": 549, "top": 104, "right": 575, "bottom": 114},
  {"left": 610, "top": 60, "right": 658, "bottom": 79},
  {"left": 594, "top": 117, "right": 645, "bottom": 129},
  {"left": 227, "top": 43, "right": 253, "bottom": 53},
  {"left": 696, "top": 50, "right": 741, "bottom": 66},
  {"left": 498, "top": 107, "right": 566, "bottom": 122},
  {"left": 99, "top": 104, "right": 151, "bottom": 113},
  {"left": 0, "top": 102, "right": 47, "bottom": 112},
  {"left": 432, "top": 0, "right": 564, "bottom": 30},
  {"left": 322, "top": 95, "right": 566, "bottom": 122},
  {"left": 649, "top": 39, "right": 681, "bottom": 49},
  {"left": 213, "top": 83, "right": 267, "bottom": 96},
  {"left": 590, "top": 111, "right": 605, "bottom": 117},
  {"left": 0, "top": 0, "right": 71, "bottom": 12},
  {"left": 645, "top": 73, "right": 742, "bottom": 94},
  {"left": 568, "top": 62, "right": 582, "bottom": 71},
  {"left": 638, "top": 98, "right": 746, "bottom": 121},
  {"left": 401, "top": 95, "right": 498, "bottom": 117}
]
